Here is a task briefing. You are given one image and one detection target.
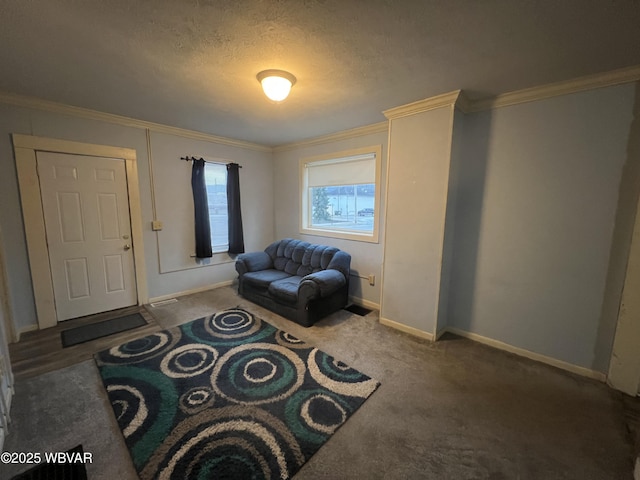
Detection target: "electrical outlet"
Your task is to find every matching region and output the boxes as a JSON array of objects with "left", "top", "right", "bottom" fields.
[
  {"left": 151, "top": 220, "right": 163, "bottom": 231},
  {"left": 368, "top": 274, "right": 375, "bottom": 286}
]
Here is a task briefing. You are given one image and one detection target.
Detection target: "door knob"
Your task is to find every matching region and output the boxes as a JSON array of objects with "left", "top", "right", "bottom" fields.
[{"left": 124, "top": 244, "right": 131, "bottom": 250}]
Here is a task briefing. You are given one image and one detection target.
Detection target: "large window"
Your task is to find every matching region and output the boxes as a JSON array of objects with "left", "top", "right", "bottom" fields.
[
  {"left": 300, "top": 145, "right": 382, "bottom": 243},
  {"left": 204, "top": 163, "right": 228, "bottom": 253}
]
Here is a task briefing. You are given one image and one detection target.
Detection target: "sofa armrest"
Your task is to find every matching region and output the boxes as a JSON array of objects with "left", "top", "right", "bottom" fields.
[
  {"left": 299, "top": 269, "right": 347, "bottom": 302},
  {"left": 235, "top": 251, "right": 273, "bottom": 276},
  {"left": 327, "top": 251, "right": 351, "bottom": 280}
]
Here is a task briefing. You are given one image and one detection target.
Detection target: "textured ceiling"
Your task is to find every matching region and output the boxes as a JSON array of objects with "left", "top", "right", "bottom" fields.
[{"left": 1, "top": 0, "right": 639, "bottom": 146}]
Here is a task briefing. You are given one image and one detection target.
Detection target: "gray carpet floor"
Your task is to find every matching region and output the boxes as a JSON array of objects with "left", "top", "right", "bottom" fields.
[{"left": 1, "top": 285, "right": 636, "bottom": 479}]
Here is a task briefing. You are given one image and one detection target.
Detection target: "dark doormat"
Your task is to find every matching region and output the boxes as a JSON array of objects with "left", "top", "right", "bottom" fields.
[
  {"left": 12, "top": 444, "right": 88, "bottom": 480},
  {"left": 61, "top": 312, "right": 147, "bottom": 348},
  {"left": 344, "top": 304, "right": 373, "bottom": 316}
]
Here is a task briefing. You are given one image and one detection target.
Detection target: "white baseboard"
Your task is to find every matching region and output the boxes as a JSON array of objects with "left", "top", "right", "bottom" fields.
[
  {"left": 635, "top": 456, "right": 640, "bottom": 480},
  {"left": 373, "top": 319, "right": 606, "bottom": 381},
  {"left": 435, "top": 327, "right": 448, "bottom": 341},
  {"left": 348, "top": 296, "right": 380, "bottom": 311},
  {"left": 148, "top": 280, "right": 234, "bottom": 304},
  {"left": 16, "top": 323, "right": 39, "bottom": 341},
  {"left": 445, "top": 327, "right": 607, "bottom": 382},
  {"left": 379, "top": 317, "right": 434, "bottom": 341}
]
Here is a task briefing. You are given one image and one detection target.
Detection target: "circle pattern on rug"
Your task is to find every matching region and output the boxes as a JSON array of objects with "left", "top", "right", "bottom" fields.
[
  {"left": 108, "top": 384, "right": 148, "bottom": 438},
  {"left": 160, "top": 343, "right": 218, "bottom": 378},
  {"left": 97, "top": 308, "right": 380, "bottom": 480},
  {"left": 275, "top": 331, "right": 308, "bottom": 350},
  {"left": 102, "top": 365, "right": 181, "bottom": 469},
  {"left": 140, "top": 406, "right": 305, "bottom": 480},
  {"left": 307, "top": 348, "right": 380, "bottom": 397},
  {"left": 100, "top": 330, "right": 182, "bottom": 364},
  {"left": 300, "top": 393, "right": 347, "bottom": 434},
  {"left": 285, "top": 389, "right": 352, "bottom": 444},
  {"left": 179, "top": 386, "right": 216, "bottom": 415},
  {"left": 203, "top": 309, "right": 262, "bottom": 339},
  {"left": 211, "top": 343, "right": 306, "bottom": 405}
]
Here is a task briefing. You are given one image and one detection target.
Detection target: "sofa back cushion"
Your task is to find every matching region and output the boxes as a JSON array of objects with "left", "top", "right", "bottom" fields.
[{"left": 265, "top": 238, "right": 341, "bottom": 277}]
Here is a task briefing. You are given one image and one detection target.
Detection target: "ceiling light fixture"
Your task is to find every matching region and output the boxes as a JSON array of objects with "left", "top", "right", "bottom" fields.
[{"left": 257, "top": 69, "right": 297, "bottom": 102}]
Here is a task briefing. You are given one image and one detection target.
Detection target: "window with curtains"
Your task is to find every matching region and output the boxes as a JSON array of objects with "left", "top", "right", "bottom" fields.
[
  {"left": 204, "top": 163, "right": 229, "bottom": 253},
  {"left": 300, "top": 145, "right": 382, "bottom": 243}
]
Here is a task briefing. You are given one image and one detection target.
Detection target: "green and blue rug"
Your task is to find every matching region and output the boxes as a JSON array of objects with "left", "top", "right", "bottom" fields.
[{"left": 95, "top": 308, "right": 379, "bottom": 479}]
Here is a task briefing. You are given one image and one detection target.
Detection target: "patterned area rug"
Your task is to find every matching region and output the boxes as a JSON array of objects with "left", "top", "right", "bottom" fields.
[{"left": 95, "top": 309, "right": 379, "bottom": 479}]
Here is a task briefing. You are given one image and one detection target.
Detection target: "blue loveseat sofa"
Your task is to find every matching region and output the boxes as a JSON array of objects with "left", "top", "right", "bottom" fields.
[{"left": 235, "top": 238, "right": 351, "bottom": 327}]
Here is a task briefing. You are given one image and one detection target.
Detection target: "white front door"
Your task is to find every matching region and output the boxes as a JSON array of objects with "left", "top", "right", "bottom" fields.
[{"left": 37, "top": 151, "right": 137, "bottom": 321}]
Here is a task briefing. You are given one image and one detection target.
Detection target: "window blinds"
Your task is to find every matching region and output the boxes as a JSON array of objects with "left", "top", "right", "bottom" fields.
[{"left": 305, "top": 153, "right": 376, "bottom": 187}]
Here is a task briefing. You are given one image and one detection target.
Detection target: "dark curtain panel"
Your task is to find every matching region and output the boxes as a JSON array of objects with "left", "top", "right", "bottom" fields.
[
  {"left": 226, "top": 163, "right": 245, "bottom": 254},
  {"left": 191, "top": 158, "right": 213, "bottom": 258}
]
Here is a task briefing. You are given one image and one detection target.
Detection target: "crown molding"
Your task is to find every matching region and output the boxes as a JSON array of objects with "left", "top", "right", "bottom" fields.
[
  {"left": 455, "top": 90, "right": 472, "bottom": 114},
  {"left": 469, "top": 64, "right": 640, "bottom": 112},
  {"left": 0, "top": 91, "right": 271, "bottom": 153},
  {"left": 383, "top": 90, "right": 461, "bottom": 120},
  {"left": 272, "top": 121, "right": 388, "bottom": 153},
  {"left": 2, "top": 64, "right": 638, "bottom": 153},
  {"left": 380, "top": 65, "right": 640, "bottom": 119}
]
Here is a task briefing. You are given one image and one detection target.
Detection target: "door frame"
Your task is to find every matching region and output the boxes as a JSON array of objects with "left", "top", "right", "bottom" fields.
[
  {"left": 13, "top": 134, "right": 148, "bottom": 330},
  {"left": 0, "top": 225, "right": 17, "bottom": 343},
  {"left": 608, "top": 184, "right": 640, "bottom": 395}
]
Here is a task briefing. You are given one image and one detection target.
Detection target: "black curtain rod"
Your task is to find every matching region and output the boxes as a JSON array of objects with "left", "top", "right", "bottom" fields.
[{"left": 180, "top": 156, "right": 242, "bottom": 167}]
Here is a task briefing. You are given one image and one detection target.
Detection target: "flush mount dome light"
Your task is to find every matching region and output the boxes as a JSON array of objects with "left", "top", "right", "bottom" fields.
[{"left": 257, "top": 69, "right": 297, "bottom": 102}]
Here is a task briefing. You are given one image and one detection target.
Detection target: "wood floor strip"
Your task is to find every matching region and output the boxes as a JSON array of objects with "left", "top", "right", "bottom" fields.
[{"left": 9, "top": 306, "right": 162, "bottom": 380}]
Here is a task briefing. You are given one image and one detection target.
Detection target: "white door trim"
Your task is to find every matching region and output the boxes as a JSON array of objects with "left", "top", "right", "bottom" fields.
[
  {"left": 12, "top": 134, "right": 148, "bottom": 330},
  {"left": 0, "top": 226, "right": 17, "bottom": 343},
  {"left": 608, "top": 184, "right": 640, "bottom": 395}
]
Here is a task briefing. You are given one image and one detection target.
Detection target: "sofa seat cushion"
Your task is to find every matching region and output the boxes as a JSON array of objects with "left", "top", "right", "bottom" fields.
[
  {"left": 268, "top": 276, "right": 303, "bottom": 303},
  {"left": 242, "top": 269, "right": 291, "bottom": 289}
]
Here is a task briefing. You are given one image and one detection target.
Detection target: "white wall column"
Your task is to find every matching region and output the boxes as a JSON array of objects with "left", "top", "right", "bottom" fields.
[{"left": 379, "top": 91, "right": 463, "bottom": 339}]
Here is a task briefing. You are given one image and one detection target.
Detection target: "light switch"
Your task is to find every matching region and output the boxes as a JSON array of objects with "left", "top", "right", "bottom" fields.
[{"left": 152, "top": 220, "right": 163, "bottom": 231}]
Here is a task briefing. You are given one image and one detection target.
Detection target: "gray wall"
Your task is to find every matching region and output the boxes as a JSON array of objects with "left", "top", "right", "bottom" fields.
[
  {"left": 146, "top": 131, "right": 274, "bottom": 299},
  {"left": 0, "top": 103, "right": 273, "bottom": 334},
  {"left": 0, "top": 81, "right": 637, "bottom": 376},
  {"left": 437, "top": 109, "right": 465, "bottom": 336},
  {"left": 448, "top": 84, "right": 637, "bottom": 372},
  {"left": 272, "top": 130, "right": 388, "bottom": 307}
]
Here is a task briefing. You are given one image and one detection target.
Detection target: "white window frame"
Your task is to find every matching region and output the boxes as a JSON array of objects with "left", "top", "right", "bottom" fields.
[
  {"left": 299, "top": 145, "right": 382, "bottom": 243},
  {"left": 204, "top": 161, "right": 229, "bottom": 254}
]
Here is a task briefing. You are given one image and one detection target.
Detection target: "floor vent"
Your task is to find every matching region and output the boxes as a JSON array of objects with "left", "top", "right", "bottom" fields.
[
  {"left": 344, "top": 304, "right": 373, "bottom": 316},
  {"left": 149, "top": 298, "right": 178, "bottom": 307}
]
